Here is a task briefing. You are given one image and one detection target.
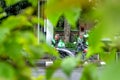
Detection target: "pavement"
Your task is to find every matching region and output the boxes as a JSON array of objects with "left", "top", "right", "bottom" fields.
[
  {"left": 32, "top": 66, "right": 104, "bottom": 80},
  {"left": 32, "top": 59, "right": 104, "bottom": 80},
  {"left": 32, "top": 67, "right": 83, "bottom": 80}
]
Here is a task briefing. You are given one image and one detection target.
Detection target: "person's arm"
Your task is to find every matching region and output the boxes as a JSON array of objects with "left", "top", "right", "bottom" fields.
[{"left": 51, "top": 39, "right": 56, "bottom": 47}]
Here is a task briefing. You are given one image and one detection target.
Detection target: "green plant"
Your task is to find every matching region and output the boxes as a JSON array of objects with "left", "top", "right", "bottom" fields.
[
  {"left": 0, "top": 0, "right": 58, "bottom": 80},
  {"left": 45, "top": 0, "right": 120, "bottom": 80},
  {"left": 65, "top": 42, "right": 76, "bottom": 50}
]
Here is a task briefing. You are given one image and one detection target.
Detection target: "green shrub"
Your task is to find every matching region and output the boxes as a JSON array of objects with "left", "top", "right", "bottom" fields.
[{"left": 65, "top": 42, "right": 76, "bottom": 50}]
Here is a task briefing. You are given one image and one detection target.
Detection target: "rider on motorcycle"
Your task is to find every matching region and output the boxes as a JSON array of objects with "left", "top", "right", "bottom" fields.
[
  {"left": 51, "top": 34, "right": 65, "bottom": 48},
  {"left": 77, "top": 32, "right": 89, "bottom": 60}
]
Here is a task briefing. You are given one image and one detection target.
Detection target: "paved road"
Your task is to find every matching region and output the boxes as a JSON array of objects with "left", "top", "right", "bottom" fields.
[{"left": 32, "top": 67, "right": 83, "bottom": 80}]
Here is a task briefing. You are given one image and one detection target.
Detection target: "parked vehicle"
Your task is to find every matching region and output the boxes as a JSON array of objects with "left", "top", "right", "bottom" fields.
[{"left": 56, "top": 48, "right": 75, "bottom": 58}]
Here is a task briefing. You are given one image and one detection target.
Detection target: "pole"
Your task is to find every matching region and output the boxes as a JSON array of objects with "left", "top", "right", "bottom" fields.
[{"left": 37, "top": 0, "right": 40, "bottom": 44}]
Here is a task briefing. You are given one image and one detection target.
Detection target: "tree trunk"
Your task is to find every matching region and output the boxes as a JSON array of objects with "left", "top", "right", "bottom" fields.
[{"left": 64, "top": 19, "right": 70, "bottom": 43}]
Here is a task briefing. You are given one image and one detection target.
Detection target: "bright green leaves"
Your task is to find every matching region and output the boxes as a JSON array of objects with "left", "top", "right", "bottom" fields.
[
  {"left": 64, "top": 8, "right": 81, "bottom": 27},
  {"left": 0, "top": 12, "right": 7, "bottom": 19},
  {"left": 32, "top": 75, "right": 45, "bottom": 80},
  {"left": 16, "top": 32, "right": 37, "bottom": 46},
  {"left": 88, "top": 0, "right": 120, "bottom": 56},
  {"left": 45, "top": 0, "right": 62, "bottom": 25},
  {"left": 61, "top": 57, "right": 78, "bottom": 76},
  {"left": 45, "top": 0, "right": 96, "bottom": 27},
  {"left": 80, "top": 65, "right": 98, "bottom": 80},
  {"left": 39, "top": 43, "right": 59, "bottom": 58},
  {"left": 22, "top": 7, "right": 34, "bottom": 16},
  {"left": 99, "top": 49, "right": 116, "bottom": 64},
  {"left": 0, "top": 28, "right": 9, "bottom": 44},
  {"left": 4, "top": 38, "right": 23, "bottom": 62},
  {"left": 99, "top": 61, "right": 120, "bottom": 80},
  {"left": 45, "top": 8, "right": 62, "bottom": 27},
  {"left": 1, "top": 16, "right": 21, "bottom": 29},
  {"left": 31, "top": 16, "right": 44, "bottom": 26},
  {"left": 0, "top": 62, "right": 15, "bottom": 80},
  {"left": 87, "top": 24, "right": 104, "bottom": 57},
  {"left": 1, "top": 16, "right": 32, "bottom": 30},
  {"left": 0, "top": 1, "right": 41, "bottom": 79},
  {"left": 5, "top": 0, "right": 20, "bottom": 6},
  {"left": 45, "top": 0, "right": 81, "bottom": 26},
  {"left": 46, "top": 56, "right": 80, "bottom": 80},
  {"left": 46, "top": 60, "right": 61, "bottom": 80},
  {"left": 0, "top": 0, "right": 51, "bottom": 80},
  {"left": 28, "top": 0, "right": 38, "bottom": 7}
]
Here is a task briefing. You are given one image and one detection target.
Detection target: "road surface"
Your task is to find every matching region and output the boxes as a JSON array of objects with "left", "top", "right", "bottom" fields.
[{"left": 32, "top": 67, "right": 83, "bottom": 80}]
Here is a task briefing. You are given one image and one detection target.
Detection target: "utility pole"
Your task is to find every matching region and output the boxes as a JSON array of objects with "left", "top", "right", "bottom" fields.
[{"left": 37, "top": 0, "right": 40, "bottom": 44}]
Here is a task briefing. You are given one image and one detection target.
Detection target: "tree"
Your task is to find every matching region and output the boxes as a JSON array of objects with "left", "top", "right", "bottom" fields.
[{"left": 64, "top": 18, "right": 71, "bottom": 43}]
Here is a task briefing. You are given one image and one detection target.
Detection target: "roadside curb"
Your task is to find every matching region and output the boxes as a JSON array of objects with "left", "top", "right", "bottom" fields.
[{"left": 35, "top": 60, "right": 53, "bottom": 67}]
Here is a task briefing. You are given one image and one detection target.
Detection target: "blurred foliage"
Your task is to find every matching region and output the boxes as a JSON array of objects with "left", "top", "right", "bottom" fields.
[
  {"left": 98, "top": 60, "right": 120, "bottom": 80},
  {"left": 28, "top": 0, "right": 38, "bottom": 7},
  {"left": 88, "top": 0, "right": 120, "bottom": 56},
  {"left": 45, "top": 0, "right": 120, "bottom": 80},
  {"left": 80, "top": 64, "right": 98, "bottom": 80},
  {"left": 45, "top": 0, "right": 82, "bottom": 27},
  {"left": 1, "top": 0, "right": 120, "bottom": 80},
  {"left": 61, "top": 56, "right": 79, "bottom": 76},
  {"left": 46, "top": 60, "right": 61, "bottom": 80},
  {"left": 5, "top": 0, "right": 20, "bottom": 6},
  {"left": 65, "top": 42, "right": 76, "bottom": 50},
  {"left": 0, "top": 0, "right": 58, "bottom": 80}
]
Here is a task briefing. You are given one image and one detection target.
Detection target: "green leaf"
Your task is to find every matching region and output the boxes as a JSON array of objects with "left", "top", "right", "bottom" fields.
[
  {"left": 45, "top": 10, "right": 62, "bottom": 26},
  {"left": 1, "top": 16, "right": 32, "bottom": 30},
  {"left": 46, "top": 60, "right": 61, "bottom": 80},
  {"left": 1, "top": 16, "right": 21, "bottom": 29},
  {"left": 99, "top": 49, "right": 116, "bottom": 64},
  {"left": 0, "top": 62, "right": 15, "bottom": 80},
  {"left": 80, "top": 65, "right": 98, "bottom": 80},
  {"left": 64, "top": 8, "right": 81, "bottom": 27},
  {"left": 5, "top": 0, "right": 21, "bottom": 6},
  {"left": 99, "top": 61, "right": 120, "bottom": 80},
  {"left": 0, "top": 7, "right": 3, "bottom": 12},
  {"left": 45, "top": 0, "right": 81, "bottom": 26},
  {"left": 28, "top": 0, "right": 38, "bottom": 7},
  {"left": 32, "top": 75, "right": 45, "bottom": 80},
  {"left": 22, "top": 7, "right": 34, "bottom": 16},
  {"left": 88, "top": 0, "right": 120, "bottom": 57},
  {"left": 31, "top": 16, "right": 44, "bottom": 26},
  {"left": 0, "top": 12, "right": 7, "bottom": 19},
  {"left": 61, "top": 57, "right": 78, "bottom": 76},
  {"left": 39, "top": 43, "right": 59, "bottom": 57},
  {"left": 87, "top": 24, "right": 104, "bottom": 57},
  {"left": 0, "top": 28, "right": 10, "bottom": 44}
]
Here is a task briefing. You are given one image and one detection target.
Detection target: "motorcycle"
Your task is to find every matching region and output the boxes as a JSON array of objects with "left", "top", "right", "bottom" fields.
[{"left": 77, "top": 42, "right": 88, "bottom": 60}]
